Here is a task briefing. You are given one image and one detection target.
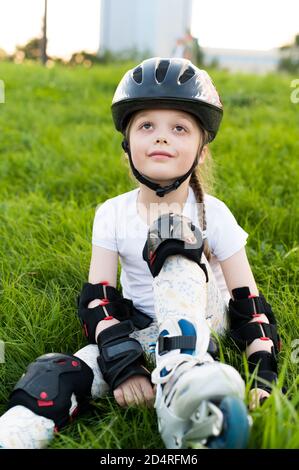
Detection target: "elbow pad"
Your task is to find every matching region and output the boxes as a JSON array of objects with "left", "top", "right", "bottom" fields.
[
  {"left": 228, "top": 286, "right": 280, "bottom": 354},
  {"left": 77, "top": 282, "right": 152, "bottom": 343}
]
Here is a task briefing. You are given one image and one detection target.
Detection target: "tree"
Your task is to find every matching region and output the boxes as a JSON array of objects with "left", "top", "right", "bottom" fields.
[
  {"left": 278, "top": 33, "right": 299, "bottom": 73},
  {"left": 15, "top": 38, "right": 41, "bottom": 60}
]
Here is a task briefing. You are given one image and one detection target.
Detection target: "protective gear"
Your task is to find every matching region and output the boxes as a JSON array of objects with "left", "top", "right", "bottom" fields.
[
  {"left": 112, "top": 57, "right": 223, "bottom": 141},
  {"left": 7, "top": 353, "right": 94, "bottom": 430},
  {"left": 97, "top": 320, "right": 151, "bottom": 391},
  {"left": 121, "top": 138, "right": 204, "bottom": 198},
  {"left": 142, "top": 212, "right": 208, "bottom": 281},
  {"left": 153, "top": 358, "right": 247, "bottom": 449},
  {"left": 111, "top": 57, "right": 223, "bottom": 197},
  {"left": 228, "top": 286, "right": 281, "bottom": 395},
  {"left": 248, "top": 351, "right": 278, "bottom": 395},
  {"left": 144, "top": 214, "right": 249, "bottom": 448},
  {"left": 77, "top": 281, "right": 152, "bottom": 343}
]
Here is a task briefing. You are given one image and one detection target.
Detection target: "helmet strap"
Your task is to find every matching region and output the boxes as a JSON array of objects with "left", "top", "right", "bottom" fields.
[{"left": 121, "top": 139, "right": 203, "bottom": 198}]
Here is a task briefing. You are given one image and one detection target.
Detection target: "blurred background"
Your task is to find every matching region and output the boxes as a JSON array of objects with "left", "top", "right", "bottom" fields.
[{"left": 0, "top": 0, "right": 299, "bottom": 73}]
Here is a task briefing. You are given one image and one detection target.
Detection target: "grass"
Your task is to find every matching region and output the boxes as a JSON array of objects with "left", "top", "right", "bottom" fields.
[{"left": 0, "top": 60, "right": 298, "bottom": 449}]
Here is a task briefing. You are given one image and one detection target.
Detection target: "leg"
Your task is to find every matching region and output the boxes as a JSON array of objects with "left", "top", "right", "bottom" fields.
[
  {"left": 0, "top": 346, "right": 109, "bottom": 449},
  {"left": 143, "top": 213, "right": 249, "bottom": 449}
]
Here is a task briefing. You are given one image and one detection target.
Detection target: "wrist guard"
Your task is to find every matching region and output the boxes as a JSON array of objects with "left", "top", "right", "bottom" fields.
[
  {"left": 228, "top": 286, "right": 281, "bottom": 395},
  {"left": 228, "top": 287, "right": 280, "bottom": 354},
  {"left": 97, "top": 320, "right": 151, "bottom": 391},
  {"left": 77, "top": 282, "right": 152, "bottom": 343},
  {"left": 247, "top": 350, "right": 278, "bottom": 394}
]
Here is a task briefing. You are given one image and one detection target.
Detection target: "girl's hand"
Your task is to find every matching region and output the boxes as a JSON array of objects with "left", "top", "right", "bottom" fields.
[
  {"left": 94, "top": 313, "right": 156, "bottom": 407},
  {"left": 249, "top": 388, "right": 270, "bottom": 410},
  {"left": 113, "top": 375, "right": 156, "bottom": 408}
]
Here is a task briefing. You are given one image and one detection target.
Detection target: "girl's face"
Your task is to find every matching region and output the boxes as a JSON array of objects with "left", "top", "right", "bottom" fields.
[{"left": 128, "top": 109, "right": 204, "bottom": 185}]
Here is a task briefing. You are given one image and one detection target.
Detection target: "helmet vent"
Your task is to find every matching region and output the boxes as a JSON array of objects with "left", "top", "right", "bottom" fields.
[
  {"left": 132, "top": 66, "right": 143, "bottom": 84},
  {"left": 156, "top": 60, "right": 170, "bottom": 83},
  {"left": 179, "top": 66, "right": 195, "bottom": 84}
]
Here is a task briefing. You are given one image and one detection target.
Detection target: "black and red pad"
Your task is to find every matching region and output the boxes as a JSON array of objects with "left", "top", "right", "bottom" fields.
[
  {"left": 142, "top": 212, "right": 208, "bottom": 281},
  {"left": 7, "top": 353, "right": 93, "bottom": 429}
]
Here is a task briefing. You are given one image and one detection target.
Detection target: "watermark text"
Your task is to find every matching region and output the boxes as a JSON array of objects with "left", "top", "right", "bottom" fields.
[
  {"left": 290, "top": 79, "right": 299, "bottom": 103},
  {"left": 0, "top": 80, "right": 4, "bottom": 103}
]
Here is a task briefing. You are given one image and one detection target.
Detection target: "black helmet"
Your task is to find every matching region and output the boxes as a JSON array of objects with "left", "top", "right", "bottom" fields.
[
  {"left": 111, "top": 57, "right": 223, "bottom": 198},
  {"left": 111, "top": 57, "right": 223, "bottom": 142}
]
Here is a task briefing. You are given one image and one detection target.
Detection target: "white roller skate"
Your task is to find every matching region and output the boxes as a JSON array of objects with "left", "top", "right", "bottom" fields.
[
  {"left": 142, "top": 213, "right": 250, "bottom": 449},
  {"left": 152, "top": 353, "right": 249, "bottom": 449}
]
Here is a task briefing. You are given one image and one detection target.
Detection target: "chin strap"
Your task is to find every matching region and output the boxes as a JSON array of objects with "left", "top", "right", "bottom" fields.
[{"left": 121, "top": 139, "right": 203, "bottom": 198}]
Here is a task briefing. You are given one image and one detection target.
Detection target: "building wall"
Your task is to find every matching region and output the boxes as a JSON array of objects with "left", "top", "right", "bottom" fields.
[{"left": 99, "top": 0, "right": 193, "bottom": 58}]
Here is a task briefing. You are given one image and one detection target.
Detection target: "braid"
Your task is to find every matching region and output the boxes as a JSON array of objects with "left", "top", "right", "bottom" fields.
[
  {"left": 189, "top": 128, "right": 214, "bottom": 262},
  {"left": 189, "top": 171, "right": 211, "bottom": 262}
]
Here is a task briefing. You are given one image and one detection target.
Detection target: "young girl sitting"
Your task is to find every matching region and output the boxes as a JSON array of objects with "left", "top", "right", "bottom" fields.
[{"left": 0, "top": 57, "right": 281, "bottom": 449}]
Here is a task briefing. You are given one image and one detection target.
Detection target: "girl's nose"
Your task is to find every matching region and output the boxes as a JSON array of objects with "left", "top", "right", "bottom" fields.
[{"left": 156, "top": 137, "right": 168, "bottom": 144}]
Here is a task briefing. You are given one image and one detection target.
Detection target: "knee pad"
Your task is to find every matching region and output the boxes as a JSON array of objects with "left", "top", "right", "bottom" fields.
[
  {"left": 97, "top": 320, "right": 151, "bottom": 391},
  {"left": 78, "top": 282, "right": 152, "bottom": 343},
  {"left": 142, "top": 212, "right": 208, "bottom": 281},
  {"left": 8, "top": 353, "right": 94, "bottom": 430},
  {"left": 228, "top": 286, "right": 281, "bottom": 392}
]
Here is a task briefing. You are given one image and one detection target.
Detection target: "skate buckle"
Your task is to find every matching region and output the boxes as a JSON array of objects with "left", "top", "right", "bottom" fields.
[{"left": 158, "top": 335, "right": 196, "bottom": 356}]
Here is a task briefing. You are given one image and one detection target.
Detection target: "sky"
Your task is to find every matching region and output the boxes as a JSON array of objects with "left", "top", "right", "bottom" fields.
[{"left": 0, "top": 0, "right": 298, "bottom": 58}]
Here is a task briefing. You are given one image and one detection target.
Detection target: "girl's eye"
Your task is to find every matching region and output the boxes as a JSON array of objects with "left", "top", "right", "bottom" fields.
[
  {"left": 175, "top": 125, "right": 186, "bottom": 133},
  {"left": 140, "top": 123, "right": 186, "bottom": 132},
  {"left": 141, "top": 122, "right": 152, "bottom": 129}
]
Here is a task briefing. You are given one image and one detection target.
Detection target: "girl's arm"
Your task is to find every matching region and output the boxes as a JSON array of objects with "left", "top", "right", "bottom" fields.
[
  {"left": 88, "top": 245, "right": 120, "bottom": 341},
  {"left": 219, "top": 246, "right": 275, "bottom": 408},
  {"left": 88, "top": 245, "right": 118, "bottom": 288},
  {"left": 87, "top": 245, "right": 154, "bottom": 407},
  {"left": 219, "top": 247, "right": 259, "bottom": 298}
]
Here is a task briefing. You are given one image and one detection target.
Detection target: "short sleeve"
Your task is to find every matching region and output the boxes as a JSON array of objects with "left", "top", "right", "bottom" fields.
[
  {"left": 91, "top": 199, "right": 118, "bottom": 252},
  {"left": 207, "top": 200, "right": 249, "bottom": 262}
]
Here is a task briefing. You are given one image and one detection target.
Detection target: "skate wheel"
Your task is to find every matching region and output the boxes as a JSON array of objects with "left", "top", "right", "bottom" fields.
[{"left": 208, "top": 397, "right": 250, "bottom": 449}]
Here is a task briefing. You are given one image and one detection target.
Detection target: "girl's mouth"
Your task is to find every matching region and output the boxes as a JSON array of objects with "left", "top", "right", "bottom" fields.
[{"left": 149, "top": 154, "right": 172, "bottom": 159}]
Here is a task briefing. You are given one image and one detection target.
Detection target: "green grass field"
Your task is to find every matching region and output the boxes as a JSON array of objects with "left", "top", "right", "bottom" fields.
[{"left": 0, "top": 61, "right": 298, "bottom": 449}]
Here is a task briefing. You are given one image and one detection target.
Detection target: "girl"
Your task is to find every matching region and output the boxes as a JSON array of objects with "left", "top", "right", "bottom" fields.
[
  {"left": 89, "top": 57, "right": 280, "bottom": 448},
  {"left": 0, "top": 57, "right": 280, "bottom": 449}
]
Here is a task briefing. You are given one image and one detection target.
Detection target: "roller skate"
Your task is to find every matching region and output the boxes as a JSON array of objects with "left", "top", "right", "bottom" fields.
[
  {"left": 143, "top": 213, "right": 251, "bottom": 449},
  {"left": 152, "top": 351, "right": 250, "bottom": 449}
]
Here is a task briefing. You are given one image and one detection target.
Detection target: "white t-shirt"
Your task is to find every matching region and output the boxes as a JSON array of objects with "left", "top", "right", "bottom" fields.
[{"left": 92, "top": 186, "right": 249, "bottom": 319}]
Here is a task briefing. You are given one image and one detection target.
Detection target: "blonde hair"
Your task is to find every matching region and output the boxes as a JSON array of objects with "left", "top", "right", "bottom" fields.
[{"left": 123, "top": 115, "right": 216, "bottom": 262}]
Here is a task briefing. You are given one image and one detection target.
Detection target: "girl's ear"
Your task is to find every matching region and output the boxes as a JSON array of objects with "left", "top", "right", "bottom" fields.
[{"left": 198, "top": 145, "right": 208, "bottom": 164}]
